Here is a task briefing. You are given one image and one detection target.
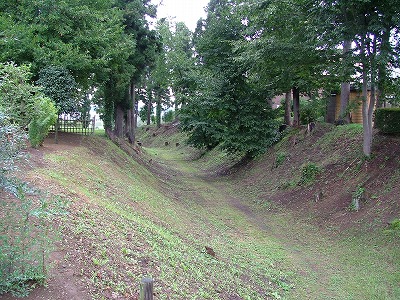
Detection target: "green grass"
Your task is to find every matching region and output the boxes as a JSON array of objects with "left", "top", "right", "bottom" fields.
[
  {"left": 30, "top": 131, "right": 400, "bottom": 300},
  {"left": 36, "top": 136, "right": 289, "bottom": 299}
]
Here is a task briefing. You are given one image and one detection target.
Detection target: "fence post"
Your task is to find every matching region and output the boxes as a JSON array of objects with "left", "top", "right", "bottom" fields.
[{"left": 139, "top": 277, "right": 154, "bottom": 300}]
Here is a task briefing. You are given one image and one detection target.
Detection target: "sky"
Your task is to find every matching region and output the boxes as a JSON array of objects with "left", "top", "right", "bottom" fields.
[{"left": 152, "top": 0, "right": 209, "bottom": 31}]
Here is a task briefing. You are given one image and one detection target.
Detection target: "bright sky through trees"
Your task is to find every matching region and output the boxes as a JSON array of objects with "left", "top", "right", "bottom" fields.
[{"left": 152, "top": 0, "right": 209, "bottom": 31}]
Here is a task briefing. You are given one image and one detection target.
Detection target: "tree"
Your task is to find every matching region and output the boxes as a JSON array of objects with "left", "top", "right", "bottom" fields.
[
  {"left": 310, "top": 0, "right": 400, "bottom": 156},
  {"left": 36, "top": 65, "right": 79, "bottom": 143},
  {"left": 180, "top": 0, "right": 279, "bottom": 157},
  {"left": 233, "top": 0, "right": 329, "bottom": 128},
  {"left": 1, "top": 0, "right": 157, "bottom": 144},
  {"left": 37, "top": 66, "right": 79, "bottom": 114}
]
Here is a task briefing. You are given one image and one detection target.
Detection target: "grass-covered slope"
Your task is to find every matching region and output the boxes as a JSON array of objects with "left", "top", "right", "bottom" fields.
[
  {"left": 21, "top": 123, "right": 400, "bottom": 300},
  {"left": 137, "top": 122, "right": 400, "bottom": 299},
  {"left": 25, "top": 132, "right": 290, "bottom": 299}
]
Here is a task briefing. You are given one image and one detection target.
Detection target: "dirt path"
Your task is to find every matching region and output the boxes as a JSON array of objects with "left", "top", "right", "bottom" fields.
[
  {"left": 148, "top": 148, "right": 339, "bottom": 299},
  {"left": 2, "top": 134, "right": 91, "bottom": 300}
]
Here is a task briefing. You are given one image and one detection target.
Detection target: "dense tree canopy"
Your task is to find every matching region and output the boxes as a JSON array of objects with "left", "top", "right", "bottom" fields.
[
  {"left": 1, "top": 0, "right": 158, "bottom": 141},
  {"left": 1, "top": 0, "right": 399, "bottom": 156}
]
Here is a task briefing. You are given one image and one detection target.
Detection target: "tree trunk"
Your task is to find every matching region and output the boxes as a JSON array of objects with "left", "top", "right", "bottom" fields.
[
  {"left": 127, "top": 83, "right": 136, "bottom": 144},
  {"left": 326, "top": 93, "right": 337, "bottom": 123},
  {"left": 339, "top": 40, "right": 352, "bottom": 123},
  {"left": 147, "top": 91, "right": 152, "bottom": 125},
  {"left": 361, "top": 42, "right": 372, "bottom": 157},
  {"left": 156, "top": 93, "right": 161, "bottom": 128},
  {"left": 134, "top": 94, "right": 138, "bottom": 129},
  {"left": 376, "top": 29, "right": 390, "bottom": 108},
  {"left": 362, "top": 69, "right": 372, "bottom": 157},
  {"left": 115, "top": 103, "right": 124, "bottom": 138},
  {"left": 284, "top": 91, "right": 292, "bottom": 126},
  {"left": 339, "top": 82, "right": 351, "bottom": 123},
  {"left": 292, "top": 87, "right": 300, "bottom": 127}
]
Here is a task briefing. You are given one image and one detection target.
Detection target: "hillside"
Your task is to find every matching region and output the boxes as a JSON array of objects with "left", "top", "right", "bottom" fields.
[
  {"left": 139, "top": 122, "right": 399, "bottom": 231},
  {"left": 2, "top": 124, "right": 400, "bottom": 300}
]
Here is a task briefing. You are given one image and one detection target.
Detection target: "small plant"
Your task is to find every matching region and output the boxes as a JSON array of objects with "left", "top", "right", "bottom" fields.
[
  {"left": 350, "top": 186, "right": 365, "bottom": 211},
  {"left": 384, "top": 219, "right": 400, "bottom": 236},
  {"left": 389, "top": 219, "right": 400, "bottom": 230},
  {"left": 299, "top": 163, "right": 321, "bottom": 185},
  {"left": 275, "top": 152, "right": 287, "bottom": 168}
]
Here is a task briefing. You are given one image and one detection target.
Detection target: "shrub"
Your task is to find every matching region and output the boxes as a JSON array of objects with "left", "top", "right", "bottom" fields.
[
  {"left": 28, "top": 95, "right": 57, "bottom": 148},
  {"left": 374, "top": 108, "right": 400, "bottom": 134},
  {"left": 0, "top": 62, "right": 35, "bottom": 127},
  {"left": 0, "top": 62, "right": 58, "bottom": 146},
  {"left": 300, "top": 98, "right": 325, "bottom": 124}
]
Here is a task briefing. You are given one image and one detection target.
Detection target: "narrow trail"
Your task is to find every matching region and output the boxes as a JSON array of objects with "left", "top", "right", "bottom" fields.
[{"left": 147, "top": 147, "right": 339, "bottom": 299}]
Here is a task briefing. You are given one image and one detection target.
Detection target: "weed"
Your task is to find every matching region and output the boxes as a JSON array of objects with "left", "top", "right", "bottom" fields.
[
  {"left": 298, "top": 163, "right": 321, "bottom": 185},
  {"left": 384, "top": 219, "right": 400, "bottom": 237},
  {"left": 275, "top": 152, "right": 287, "bottom": 168},
  {"left": 92, "top": 257, "right": 108, "bottom": 267},
  {"left": 350, "top": 185, "right": 365, "bottom": 211}
]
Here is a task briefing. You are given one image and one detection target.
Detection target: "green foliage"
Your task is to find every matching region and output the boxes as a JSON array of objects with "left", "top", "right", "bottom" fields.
[
  {"left": 36, "top": 66, "right": 78, "bottom": 114},
  {"left": 0, "top": 112, "right": 27, "bottom": 178},
  {"left": 181, "top": 1, "right": 280, "bottom": 157},
  {"left": 299, "top": 98, "right": 325, "bottom": 124},
  {"left": 0, "top": 62, "right": 56, "bottom": 147},
  {"left": 275, "top": 152, "right": 287, "bottom": 168},
  {"left": 388, "top": 219, "right": 400, "bottom": 231},
  {"left": 0, "top": 62, "right": 36, "bottom": 127},
  {"left": 299, "top": 163, "right": 321, "bottom": 185},
  {"left": 350, "top": 185, "right": 365, "bottom": 211},
  {"left": 384, "top": 219, "right": 400, "bottom": 237},
  {"left": 374, "top": 108, "right": 400, "bottom": 134},
  {"left": 28, "top": 95, "right": 57, "bottom": 148},
  {"left": 162, "top": 110, "right": 175, "bottom": 123}
]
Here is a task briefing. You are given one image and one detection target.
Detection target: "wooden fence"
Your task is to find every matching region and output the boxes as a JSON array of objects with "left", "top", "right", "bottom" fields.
[{"left": 51, "top": 116, "right": 95, "bottom": 135}]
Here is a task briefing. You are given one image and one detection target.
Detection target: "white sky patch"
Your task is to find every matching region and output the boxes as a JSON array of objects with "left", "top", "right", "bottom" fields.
[{"left": 152, "top": 0, "right": 209, "bottom": 31}]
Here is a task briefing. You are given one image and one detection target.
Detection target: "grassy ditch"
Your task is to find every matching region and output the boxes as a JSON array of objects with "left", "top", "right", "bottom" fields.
[
  {"left": 138, "top": 123, "right": 400, "bottom": 300},
  {"left": 32, "top": 135, "right": 290, "bottom": 299},
  {"left": 25, "top": 126, "right": 400, "bottom": 300}
]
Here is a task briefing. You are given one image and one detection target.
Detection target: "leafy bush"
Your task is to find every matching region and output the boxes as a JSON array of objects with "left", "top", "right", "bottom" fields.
[
  {"left": 374, "top": 108, "right": 400, "bottom": 134},
  {"left": 0, "top": 62, "right": 35, "bottom": 127},
  {"left": 0, "top": 62, "right": 57, "bottom": 147},
  {"left": 36, "top": 65, "right": 79, "bottom": 114},
  {"left": 300, "top": 98, "right": 325, "bottom": 124},
  {"left": 28, "top": 95, "right": 57, "bottom": 148}
]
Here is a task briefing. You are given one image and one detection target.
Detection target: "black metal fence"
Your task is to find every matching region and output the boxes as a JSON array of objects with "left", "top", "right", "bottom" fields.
[{"left": 51, "top": 116, "right": 95, "bottom": 135}]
